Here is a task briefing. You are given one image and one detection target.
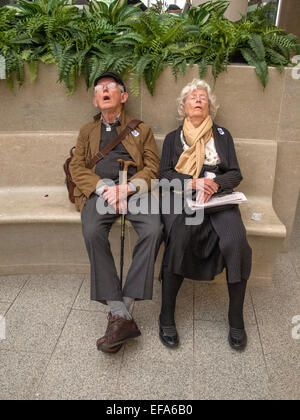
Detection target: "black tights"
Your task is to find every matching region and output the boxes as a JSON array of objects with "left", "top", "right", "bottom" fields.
[{"left": 160, "top": 269, "right": 247, "bottom": 329}]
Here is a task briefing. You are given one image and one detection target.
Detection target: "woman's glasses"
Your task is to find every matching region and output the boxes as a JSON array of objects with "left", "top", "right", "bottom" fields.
[{"left": 187, "top": 94, "right": 208, "bottom": 102}]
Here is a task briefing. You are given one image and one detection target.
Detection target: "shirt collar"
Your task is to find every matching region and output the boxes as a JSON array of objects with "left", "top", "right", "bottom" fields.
[{"left": 100, "top": 113, "right": 121, "bottom": 128}]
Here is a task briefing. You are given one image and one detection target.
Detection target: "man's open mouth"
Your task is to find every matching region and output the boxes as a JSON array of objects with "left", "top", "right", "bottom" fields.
[{"left": 103, "top": 95, "right": 111, "bottom": 101}]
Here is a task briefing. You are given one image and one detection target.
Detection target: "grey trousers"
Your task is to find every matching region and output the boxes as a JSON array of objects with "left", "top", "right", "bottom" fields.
[{"left": 81, "top": 193, "right": 163, "bottom": 304}]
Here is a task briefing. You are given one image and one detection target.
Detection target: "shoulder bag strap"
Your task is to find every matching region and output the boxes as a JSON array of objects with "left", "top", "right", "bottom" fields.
[{"left": 86, "top": 119, "right": 143, "bottom": 170}]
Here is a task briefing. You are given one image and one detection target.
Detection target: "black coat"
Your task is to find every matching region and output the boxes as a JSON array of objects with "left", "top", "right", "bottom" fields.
[{"left": 159, "top": 124, "right": 252, "bottom": 284}]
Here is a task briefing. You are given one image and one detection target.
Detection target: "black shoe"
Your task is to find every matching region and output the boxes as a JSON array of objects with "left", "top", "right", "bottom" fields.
[
  {"left": 228, "top": 326, "right": 247, "bottom": 351},
  {"left": 159, "top": 323, "right": 179, "bottom": 348}
]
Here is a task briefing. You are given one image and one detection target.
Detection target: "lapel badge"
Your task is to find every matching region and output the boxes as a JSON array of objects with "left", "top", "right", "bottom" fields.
[
  {"left": 131, "top": 130, "right": 139, "bottom": 137},
  {"left": 217, "top": 128, "right": 225, "bottom": 135}
]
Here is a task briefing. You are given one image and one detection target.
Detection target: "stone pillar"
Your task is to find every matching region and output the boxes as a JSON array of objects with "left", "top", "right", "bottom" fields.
[
  {"left": 278, "top": 0, "right": 300, "bottom": 42},
  {"left": 192, "top": 0, "right": 248, "bottom": 21}
]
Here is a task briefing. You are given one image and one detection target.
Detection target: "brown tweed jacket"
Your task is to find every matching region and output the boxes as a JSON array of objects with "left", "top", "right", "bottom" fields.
[{"left": 69, "top": 109, "right": 160, "bottom": 212}]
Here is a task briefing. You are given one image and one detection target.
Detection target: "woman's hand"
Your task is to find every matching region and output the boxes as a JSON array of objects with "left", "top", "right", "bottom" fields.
[
  {"left": 186, "top": 178, "right": 218, "bottom": 193},
  {"left": 189, "top": 178, "right": 218, "bottom": 204},
  {"left": 196, "top": 189, "right": 214, "bottom": 204}
]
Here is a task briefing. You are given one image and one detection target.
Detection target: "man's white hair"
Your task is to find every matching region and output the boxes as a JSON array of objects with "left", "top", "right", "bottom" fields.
[{"left": 177, "top": 79, "right": 219, "bottom": 120}]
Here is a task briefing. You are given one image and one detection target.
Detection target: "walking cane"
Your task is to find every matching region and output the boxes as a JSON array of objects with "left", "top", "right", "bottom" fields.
[{"left": 118, "top": 159, "right": 137, "bottom": 287}]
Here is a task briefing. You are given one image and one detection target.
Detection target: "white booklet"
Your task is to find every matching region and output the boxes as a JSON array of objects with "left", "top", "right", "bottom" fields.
[{"left": 186, "top": 192, "right": 247, "bottom": 211}]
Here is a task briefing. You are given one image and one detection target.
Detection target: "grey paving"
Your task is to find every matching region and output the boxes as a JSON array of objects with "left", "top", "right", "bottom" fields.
[
  {"left": 33, "top": 310, "right": 123, "bottom": 400},
  {"left": 73, "top": 276, "right": 109, "bottom": 313},
  {"left": 0, "top": 302, "right": 10, "bottom": 316},
  {"left": 193, "top": 321, "right": 271, "bottom": 400},
  {"left": 0, "top": 274, "right": 84, "bottom": 354},
  {"left": 0, "top": 197, "right": 299, "bottom": 400},
  {"left": 0, "top": 275, "right": 29, "bottom": 303},
  {"left": 194, "top": 282, "right": 256, "bottom": 325},
  {"left": 0, "top": 350, "right": 50, "bottom": 400}
]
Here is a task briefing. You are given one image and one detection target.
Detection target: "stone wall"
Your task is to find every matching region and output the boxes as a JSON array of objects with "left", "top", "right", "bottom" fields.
[
  {"left": 0, "top": 63, "right": 299, "bottom": 249},
  {"left": 278, "top": 0, "right": 300, "bottom": 43},
  {"left": 193, "top": 0, "right": 248, "bottom": 21}
]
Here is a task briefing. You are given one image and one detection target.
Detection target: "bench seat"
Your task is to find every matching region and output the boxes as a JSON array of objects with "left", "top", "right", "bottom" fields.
[
  {"left": 0, "top": 187, "right": 285, "bottom": 237},
  {"left": 0, "top": 132, "right": 286, "bottom": 285}
]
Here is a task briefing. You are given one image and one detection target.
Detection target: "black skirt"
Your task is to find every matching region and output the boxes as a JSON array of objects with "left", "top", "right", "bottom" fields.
[
  {"left": 161, "top": 200, "right": 252, "bottom": 284},
  {"left": 162, "top": 210, "right": 225, "bottom": 281}
]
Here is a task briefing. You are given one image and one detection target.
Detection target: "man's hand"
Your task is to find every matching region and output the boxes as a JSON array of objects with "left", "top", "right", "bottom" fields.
[{"left": 102, "top": 184, "right": 131, "bottom": 213}]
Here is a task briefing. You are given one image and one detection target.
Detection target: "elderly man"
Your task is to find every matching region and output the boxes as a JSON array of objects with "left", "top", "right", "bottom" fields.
[{"left": 70, "top": 72, "right": 163, "bottom": 353}]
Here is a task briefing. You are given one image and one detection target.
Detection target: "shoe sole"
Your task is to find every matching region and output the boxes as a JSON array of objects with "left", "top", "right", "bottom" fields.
[
  {"left": 105, "top": 330, "right": 141, "bottom": 348},
  {"left": 228, "top": 334, "right": 247, "bottom": 351},
  {"left": 97, "top": 343, "right": 123, "bottom": 354},
  {"left": 159, "top": 333, "right": 179, "bottom": 348}
]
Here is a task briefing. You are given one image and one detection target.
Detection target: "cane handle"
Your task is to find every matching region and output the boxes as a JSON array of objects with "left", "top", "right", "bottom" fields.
[{"left": 118, "top": 159, "right": 137, "bottom": 185}]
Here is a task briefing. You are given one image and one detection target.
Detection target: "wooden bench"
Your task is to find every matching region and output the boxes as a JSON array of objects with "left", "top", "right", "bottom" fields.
[{"left": 0, "top": 131, "right": 286, "bottom": 285}]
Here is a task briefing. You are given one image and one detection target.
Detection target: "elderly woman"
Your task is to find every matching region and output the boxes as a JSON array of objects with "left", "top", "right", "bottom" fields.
[{"left": 158, "top": 79, "right": 252, "bottom": 351}]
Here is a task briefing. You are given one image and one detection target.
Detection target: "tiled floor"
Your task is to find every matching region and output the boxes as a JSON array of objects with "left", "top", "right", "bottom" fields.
[{"left": 0, "top": 198, "right": 299, "bottom": 400}]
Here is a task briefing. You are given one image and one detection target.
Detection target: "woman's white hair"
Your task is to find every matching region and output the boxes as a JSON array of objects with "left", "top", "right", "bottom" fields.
[{"left": 177, "top": 79, "right": 219, "bottom": 120}]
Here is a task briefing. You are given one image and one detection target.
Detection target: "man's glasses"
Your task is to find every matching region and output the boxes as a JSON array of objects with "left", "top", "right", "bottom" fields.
[{"left": 94, "top": 82, "right": 118, "bottom": 92}]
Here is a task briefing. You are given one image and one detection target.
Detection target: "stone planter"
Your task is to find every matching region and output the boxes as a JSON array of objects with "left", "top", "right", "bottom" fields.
[{"left": 0, "top": 63, "right": 299, "bottom": 251}]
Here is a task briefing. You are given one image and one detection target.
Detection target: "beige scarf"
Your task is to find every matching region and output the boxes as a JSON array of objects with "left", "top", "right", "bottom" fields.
[{"left": 175, "top": 116, "right": 213, "bottom": 179}]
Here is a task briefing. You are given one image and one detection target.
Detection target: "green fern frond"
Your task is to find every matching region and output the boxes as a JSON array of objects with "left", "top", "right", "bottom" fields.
[
  {"left": 28, "top": 59, "right": 38, "bottom": 82},
  {"left": 241, "top": 47, "right": 268, "bottom": 87},
  {"left": 249, "top": 34, "right": 265, "bottom": 60},
  {"left": 198, "top": 57, "right": 209, "bottom": 79},
  {"left": 49, "top": 41, "right": 62, "bottom": 62}
]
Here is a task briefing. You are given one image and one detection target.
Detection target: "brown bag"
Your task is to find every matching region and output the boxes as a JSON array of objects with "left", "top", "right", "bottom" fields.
[
  {"left": 63, "top": 119, "right": 142, "bottom": 204},
  {"left": 64, "top": 147, "right": 76, "bottom": 203}
]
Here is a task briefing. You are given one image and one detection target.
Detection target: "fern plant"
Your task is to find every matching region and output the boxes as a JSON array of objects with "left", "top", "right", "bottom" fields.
[
  {"left": 127, "top": 11, "right": 188, "bottom": 94},
  {"left": 0, "top": 0, "right": 299, "bottom": 94}
]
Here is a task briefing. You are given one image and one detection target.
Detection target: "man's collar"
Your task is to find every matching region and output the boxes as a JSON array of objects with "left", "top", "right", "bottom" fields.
[
  {"left": 93, "top": 108, "right": 131, "bottom": 129},
  {"left": 100, "top": 112, "right": 120, "bottom": 127}
]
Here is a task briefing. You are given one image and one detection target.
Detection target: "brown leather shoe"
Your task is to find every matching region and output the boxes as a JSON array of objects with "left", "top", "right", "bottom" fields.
[
  {"left": 105, "top": 314, "right": 141, "bottom": 348},
  {"left": 96, "top": 335, "right": 122, "bottom": 354}
]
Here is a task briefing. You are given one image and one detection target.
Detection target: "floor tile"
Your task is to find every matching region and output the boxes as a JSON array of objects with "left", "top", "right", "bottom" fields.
[
  {"left": 194, "top": 282, "right": 256, "bottom": 325},
  {"left": 0, "top": 275, "right": 29, "bottom": 303},
  {"left": 250, "top": 286, "right": 300, "bottom": 399},
  {"left": 73, "top": 277, "right": 110, "bottom": 313},
  {"left": 0, "top": 302, "right": 11, "bottom": 317},
  {"left": 0, "top": 350, "right": 50, "bottom": 400},
  {"left": 0, "top": 275, "right": 83, "bottom": 353},
  {"left": 193, "top": 321, "right": 270, "bottom": 400},
  {"left": 34, "top": 310, "right": 123, "bottom": 400}
]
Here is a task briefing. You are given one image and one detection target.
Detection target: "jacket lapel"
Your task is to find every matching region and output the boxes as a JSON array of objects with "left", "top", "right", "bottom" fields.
[
  {"left": 89, "top": 112, "right": 102, "bottom": 158},
  {"left": 118, "top": 109, "right": 143, "bottom": 170},
  {"left": 174, "top": 126, "right": 183, "bottom": 160}
]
